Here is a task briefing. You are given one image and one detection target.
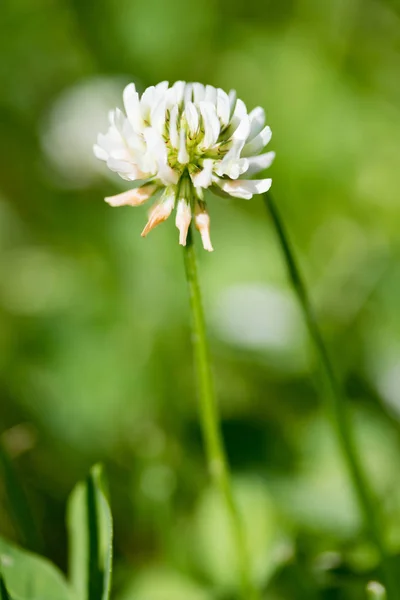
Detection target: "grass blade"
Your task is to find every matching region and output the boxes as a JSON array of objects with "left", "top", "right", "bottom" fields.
[
  {"left": 67, "top": 464, "right": 113, "bottom": 600},
  {"left": 0, "top": 574, "right": 12, "bottom": 600},
  {"left": 263, "top": 191, "right": 399, "bottom": 599}
]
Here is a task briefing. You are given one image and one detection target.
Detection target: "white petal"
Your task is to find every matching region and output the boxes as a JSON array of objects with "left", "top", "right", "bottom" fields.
[
  {"left": 123, "top": 84, "right": 143, "bottom": 131},
  {"left": 93, "top": 144, "right": 108, "bottom": 161},
  {"left": 199, "top": 102, "right": 221, "bottom": 148},
  {"left": 242, "top": 126, "right": 272, "bottom": 157},
  {"left": 247, "top": 107, "right": 265, "bottom": 141},
  {"left": 232, "top": 115, "right": 251, "bottom": 141},
  {"left": 155, "top": 80, "right": 169, "bottom": 95},
  {"left": 150, "top": 98, "right": 167, "bottom": 134},
  {"left": 106, "top": 157, "right": 148, "bottom": 181},
  {"left": 216, "top": 178, "right": 272, "bottom": 199},
  {"left": 105, "top": 183, "right": 158, "bottom": 207},
  {"left": 106, "top": 157, "right": 135, "bottom": 174},
  {"left": 191, "top": 159, "right": 214, "bottom": 188},
  {"left": 143, "top": 128, "right": 164, "bottom": 166},
  {"left": 122, "top": 119, "right": 146, "bottom": 155},
  {"left": 224, "top": 99, "right": 249, "bottom": 139},
  {"left": 165, "top": 86, "right": 178, "bottom": 108},
  {"left": 228, "top": 89, "right": 237, "bottom": 119},
  {"left": 193, "top": 83, "right": 206, "bottom": 103},
  {"left": 233, "top": 98, "right": 247, "bottom": 120},
  {"left": 168, "top": 105, "right": 179, "bottom": 148},
  {"left": 97, "top": 129, "right": 122, "bottom": 154},
  {"left": 140, "top": 86, "right": 156, "bottom": 105},
  {"left": 242, "top": 152, "right": 275, "bottom": 176},
  {"left": 185, "top": 102, "right": 199, "bottom": 136},
  {"left": 184, "top": 83, "right": 193, "bottom": 106},
  {"left": 178, "top": 127, "right": 190, "bottom": 164},
  {"left": 143, "top": 128, "right": 178, "bottom": 184},
  {"left": 140, "top": 86, "right": 157, "bottom": 121},
  {"left": 205, "top": 85, "right": 217, "bottom": 105},
  {"left": 172, "top": 81, "right": 185, "bottom": 105},
  {"left": 232, "top": 159, "right": 249, "bottom": 178},
  {"left": 109, "top": 147, "right": 132, "bottom": 161},
  {"left": 222, "top": 158, "right": 249, "bottom": 179},
  {"left": 216, "top": 88, "right": 230, "bottom": 126},
  {"left": 157, "top": 163, "right": 179, "bottom": 185},
  {"left": 143, "top": 127, "right": 165, "bottom": 159},
  {"left": 215, "top": 141, "right": 248, "bottom": 179},
  {"left": 113, "top": 108, "right": 127, "bottom": 132}
]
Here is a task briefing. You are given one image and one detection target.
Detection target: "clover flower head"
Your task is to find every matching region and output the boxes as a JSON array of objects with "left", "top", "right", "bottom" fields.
[{"left": 94, "top": 81, "right": 274, "bottom": 251}]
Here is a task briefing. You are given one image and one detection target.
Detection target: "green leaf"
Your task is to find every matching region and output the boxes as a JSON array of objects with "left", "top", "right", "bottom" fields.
[
  {"left": 0, "top": 443, "right": 42, "bottom": 552},
  {"left": 0, "top": 536, "right": 74, "bottom": 600},
  {"left": 0, "top": 574, "right": 13, "bottom": 600},
  {"left": 67, "top": 464, "right": 113, "bottom": 600}
]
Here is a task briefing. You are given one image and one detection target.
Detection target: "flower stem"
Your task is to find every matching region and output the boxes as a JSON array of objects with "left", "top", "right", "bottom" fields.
[
  {"left": 182, "top": 226, "right": 259, "bottom": 600},
  {"left": 263, "top": 191, "right": 398, "bottom": 599}
]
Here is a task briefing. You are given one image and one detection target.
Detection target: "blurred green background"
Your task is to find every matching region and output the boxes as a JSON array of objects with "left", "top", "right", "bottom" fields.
[{"left": 1, "top": 0, "right": 400, "bottom": 598}]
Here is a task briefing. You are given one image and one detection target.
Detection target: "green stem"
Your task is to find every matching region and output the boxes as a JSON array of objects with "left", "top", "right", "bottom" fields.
[
  {"left": 264, "top": 192, "right": 398, "bottom": 599},
  {"left": 183, "top": 226, "right": 259, "bottom": 600}
]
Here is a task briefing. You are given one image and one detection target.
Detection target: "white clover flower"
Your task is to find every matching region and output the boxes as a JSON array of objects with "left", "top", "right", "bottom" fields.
[{"left": 94, "top": 81, "right": 274, "bottom": 251}]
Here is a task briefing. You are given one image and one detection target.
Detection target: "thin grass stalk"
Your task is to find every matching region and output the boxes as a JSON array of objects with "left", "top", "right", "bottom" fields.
[{"left": 263, "top": 191, "right": 398, "bottom": 599}]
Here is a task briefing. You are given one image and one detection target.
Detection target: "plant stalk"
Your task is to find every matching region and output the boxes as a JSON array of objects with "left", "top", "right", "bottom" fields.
[
  {"left": 264, "top": 191, "right": 398, "bottom": 599},
  {"left": 182, "top": 226, "right": 259, "bottom": 600}
]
